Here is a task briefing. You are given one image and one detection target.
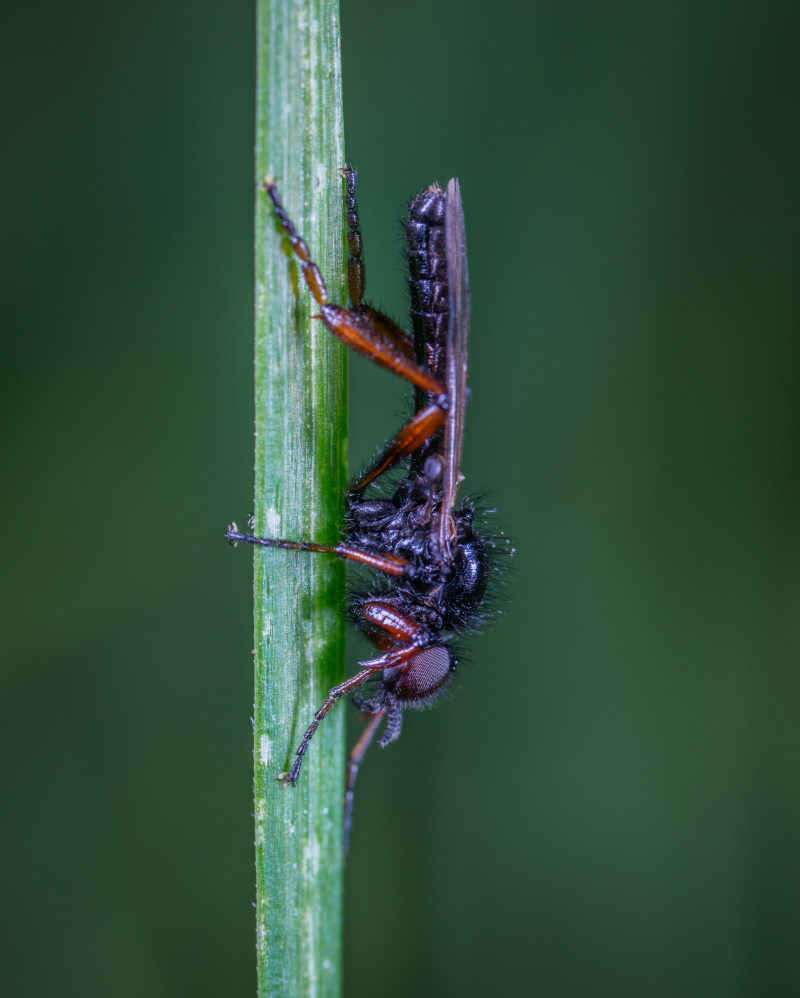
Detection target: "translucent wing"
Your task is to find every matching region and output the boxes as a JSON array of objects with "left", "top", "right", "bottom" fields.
[{"left": 438, "top": 178, "right": 471, "bottom": 558}]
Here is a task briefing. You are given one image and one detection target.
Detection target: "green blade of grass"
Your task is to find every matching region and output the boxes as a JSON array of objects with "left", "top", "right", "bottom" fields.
[{"left": 253, "top": 1, "right": 347, "bottom": 994}]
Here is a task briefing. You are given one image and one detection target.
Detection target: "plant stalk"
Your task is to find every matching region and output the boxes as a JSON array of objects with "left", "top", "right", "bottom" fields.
[{"left": 253, "top": 0, "right": 347, "bottom": 994}]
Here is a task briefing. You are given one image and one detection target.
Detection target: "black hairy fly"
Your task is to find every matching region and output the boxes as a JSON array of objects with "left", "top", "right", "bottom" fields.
[{"left": 227, "top": 170, "right": 500, "bottom": 846}]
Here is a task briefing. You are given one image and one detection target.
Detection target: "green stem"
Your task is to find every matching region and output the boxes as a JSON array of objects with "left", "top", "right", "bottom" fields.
[{"left": 253, "top": 1, "right": 347, "bottom": 995}]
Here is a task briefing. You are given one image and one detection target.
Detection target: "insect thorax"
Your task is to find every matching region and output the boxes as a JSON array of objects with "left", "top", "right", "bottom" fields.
[{"left": 347, "top": 471, "right": 488, "bottom": 632}]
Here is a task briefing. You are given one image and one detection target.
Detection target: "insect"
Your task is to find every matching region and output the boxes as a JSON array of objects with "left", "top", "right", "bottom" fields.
[{"left": 227, "top": 169, "right": 497, "bottom": 845}]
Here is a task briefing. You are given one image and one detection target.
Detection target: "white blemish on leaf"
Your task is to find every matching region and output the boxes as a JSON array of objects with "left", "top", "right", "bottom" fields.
[
  {"left": 254, "top": 800, "right": 267, "bottom": 848},
  {"left": 305, "top": 907, "right": 317, "bottom": 994},
  {"left": 304, "top": 837, "right": 321, "bottom": 877},
  {"left": 260, "top": 734, "right": 272, "bottom": 766},
  {"left": 265, "top": 506, "right": 281, "bottom": 534}
]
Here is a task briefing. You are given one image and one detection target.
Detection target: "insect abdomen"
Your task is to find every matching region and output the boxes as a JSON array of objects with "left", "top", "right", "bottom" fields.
[{"left": 406, "top": 186, "right": 449, "bottom": 381}]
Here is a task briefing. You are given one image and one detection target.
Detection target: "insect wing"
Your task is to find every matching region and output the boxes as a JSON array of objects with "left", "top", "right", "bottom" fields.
[{"left": 439, "top": 178, "right": 471, "bottom": 556}]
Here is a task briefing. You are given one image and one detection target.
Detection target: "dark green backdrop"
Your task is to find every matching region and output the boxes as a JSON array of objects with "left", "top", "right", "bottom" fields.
[{"left": 3, "top": 2, "right": 798, "bottom": 995}]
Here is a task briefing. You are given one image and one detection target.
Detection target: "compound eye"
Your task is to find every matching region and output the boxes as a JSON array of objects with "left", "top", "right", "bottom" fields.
[{"left": 392, "top": 645, "right": 452, "bottom": 703}]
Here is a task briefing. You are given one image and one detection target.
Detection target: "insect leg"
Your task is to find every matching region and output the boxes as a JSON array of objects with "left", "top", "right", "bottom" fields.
[
  {"left": 262, "top": 178, "right": 330, "bottom": 306},
  {"left": 379, "top": 699, "right": 403, "bottom": 747},
  {"left": 319, "top": 303, "right": 444, "bottom": 392},
  {"left": 226, "top": 524, "right": 412, "bottom": 576},
  {"left": 282, "top": 667, "right": 378, "bottom": 786},
  {"left": 351, "top": 401, "right": 447, "bottom": 493},
  {"left": 341, "top": 166, "right": 366, "bottom": 308},
  {"left": 344, "top": 707, "right": 385, "bottom": 855},
  {"left": 264, "top": 178, "right": 440, "bottom": 394},
  {"left": 360, "top": 598, "right": 430, "bottom": 644},
  {"left": 341, "top": 166, "right": 415, "bottom": 357}
]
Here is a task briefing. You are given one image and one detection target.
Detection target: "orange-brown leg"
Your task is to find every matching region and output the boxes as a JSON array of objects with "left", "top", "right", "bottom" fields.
[
  {"left": 341, "top": 167, "right": 415, "bottom": 360},
  {"left": 359, "top": 598, "right": 430, "bottom": 644},
  {"left": 263, "top": 178, "right": 444, "bottom": 397},
  {"left": 351, "top": 401, "right": 447, "bottom": 494},
  {"left": 280, "top": 667, "right": 377, "bottom": 786},
  {"left": 225, "top": 523, "right": 412, "bottom": 577},
  {"left": 281, "top": 641, "right": 415, "bottom": 787},
  {"left": 339, "top": 171, "right": 447, "bottom": 485},
  {"left": 279, "top": 595, "right": 432, "bottom": 790}
]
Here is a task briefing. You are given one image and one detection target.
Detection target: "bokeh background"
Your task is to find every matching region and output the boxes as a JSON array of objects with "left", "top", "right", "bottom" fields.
[{"left": 3, "top": 1, "right": 799, "bottom": 995}]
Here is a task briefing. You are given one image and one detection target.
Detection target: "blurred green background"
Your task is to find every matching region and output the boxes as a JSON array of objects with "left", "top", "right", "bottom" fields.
[{"left": 3, "top": 1, "right": 799, "bottom": 995}]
